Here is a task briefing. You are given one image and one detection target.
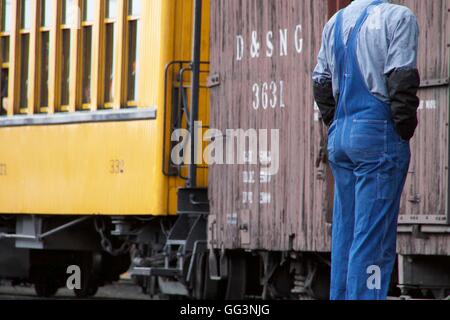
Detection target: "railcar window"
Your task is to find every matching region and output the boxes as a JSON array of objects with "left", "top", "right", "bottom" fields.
[
  {"left": 40, "top": 0, "right": 52, "bottom": 28},
  {"left": 62, "top": 0, "right": 75, "bottom": 25},
  {"left": 1, "top": 0, "right": 11, "bottom": 32},
  {"left": 60, "top": 0, "right": 73, "bottom": 110},
  {"left": 128, "top": 0, "right": 140, "bottom": 16},
  {"left": 21, "top": 0, "right": 31, "bottom": 29},
  {"left": 19, "top": 0, "right": 32, "bottom": 112},
  {"left": 1, "top": 36, "right": 8, "bottom": 62},
  {"left": 0, "top": 68, "right": 7, "bottom": 115},
  {"left": 0, "top": 0, "right": 11, "bottom": 115},
  {"left": 106, "top": 0, "right": 117, "bottom": 19},
  {"left": 60, "top": 29, "right": 71, "bottom": 108},
  {"left": 103, "top": 0, "right": 117, "bottom": 106},
  {"left": 81, "top": 0, "right": 94, "bottom": 107},
  {"left": 126, "top": 0, "right": 140, "bottom": 105},
  {"left": 19, "top": 34, "right": 29, "bottom": 111},
  {"left": 39, "top": 0, "right": 51, "bottom": 111},
  {"left": 40, "top": 31, "right": 49, "bottom": 110},
  {"left": 82, "top": 26, "right": 92, "bottom": 105},
  {"left": 83, "top": 0, "right": 94, "bottom": 22}
]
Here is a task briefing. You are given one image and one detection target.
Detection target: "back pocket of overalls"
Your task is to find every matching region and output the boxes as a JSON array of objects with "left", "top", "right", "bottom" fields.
[{"left": 350, "top": 119, "right": 387, "bottom": 155}]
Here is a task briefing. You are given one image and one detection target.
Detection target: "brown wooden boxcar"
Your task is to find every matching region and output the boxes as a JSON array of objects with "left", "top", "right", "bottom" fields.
[{"left": 208, "top": 0, "right": 450, "bottom": 299}]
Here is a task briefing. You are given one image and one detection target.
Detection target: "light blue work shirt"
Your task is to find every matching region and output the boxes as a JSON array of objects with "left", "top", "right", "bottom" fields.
[{"left": 312, "top": 0, "right": 419, "bottom": 103}]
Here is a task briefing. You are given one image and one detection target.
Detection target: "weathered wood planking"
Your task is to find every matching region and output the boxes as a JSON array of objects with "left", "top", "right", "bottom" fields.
[
  {"left": 209, "top": 0, "right": 337, "bottom": 252},
  {"left": 396, "top": 0, "right": 450, "bottom": 254},
  {"left": 396, "top": 0, "right": 449, "bottom": 225}
]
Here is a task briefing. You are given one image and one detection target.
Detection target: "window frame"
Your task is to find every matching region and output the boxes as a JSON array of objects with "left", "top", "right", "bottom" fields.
[
  {"left": 17, "top": 0, "right": 37, "bottom": 115},
  {"left": 57, "top": 0, "right": 76, "bottom": 112},
  {"left": 101, "top": 0, "right": 119, "bottom": 109}
]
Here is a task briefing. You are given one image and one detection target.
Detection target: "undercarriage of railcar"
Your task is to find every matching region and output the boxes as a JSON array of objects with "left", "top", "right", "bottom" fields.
[{"left": 0, "top": 215, "right": 130, "bottom": 298}]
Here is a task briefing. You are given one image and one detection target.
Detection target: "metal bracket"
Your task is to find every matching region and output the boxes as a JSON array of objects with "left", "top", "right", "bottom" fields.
[
  {"left": 207, "top": 73, "right": 221, "bottom": 88},
  {"left": 420, "top": 77, "right": 449, "bottom": 88},
  {"left": 1, "top": 216, "right": 92, "bottom": 249}
]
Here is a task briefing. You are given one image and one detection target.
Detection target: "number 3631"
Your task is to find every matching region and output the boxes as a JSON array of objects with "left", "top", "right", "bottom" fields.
[{"left": 252, "top": 80, "right": 286, "bottom": 111}]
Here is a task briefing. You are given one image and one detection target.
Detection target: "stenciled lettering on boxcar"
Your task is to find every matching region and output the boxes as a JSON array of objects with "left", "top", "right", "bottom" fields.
[{"left": 235, "top": 25, "right": 304, "bottom": 111}]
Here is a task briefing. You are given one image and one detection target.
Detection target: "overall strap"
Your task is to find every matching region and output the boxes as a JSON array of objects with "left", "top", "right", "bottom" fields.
[
  {"left": 333, "top": 10, "right": 345, "bottom": 93},
  {"left": 347, "top": 0, "right": 384, "bottom": 46},
  {"left": 333, "top": 0, "right": 384, "bottom": 94}
]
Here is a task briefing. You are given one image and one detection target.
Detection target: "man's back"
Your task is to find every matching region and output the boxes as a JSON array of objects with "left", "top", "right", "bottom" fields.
[{"left": 313, "top": 0, "right": 419, "bottom": 104}]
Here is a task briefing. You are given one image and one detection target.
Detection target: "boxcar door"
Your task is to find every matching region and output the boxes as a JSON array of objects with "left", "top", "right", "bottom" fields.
[{"left": 393, "top": 0, "right": 450, "bottom": 226}]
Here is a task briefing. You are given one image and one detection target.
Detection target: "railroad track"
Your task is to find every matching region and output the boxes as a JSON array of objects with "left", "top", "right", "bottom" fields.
[{"left": 0, "top": 281, "right": 151, "bottom": 300}]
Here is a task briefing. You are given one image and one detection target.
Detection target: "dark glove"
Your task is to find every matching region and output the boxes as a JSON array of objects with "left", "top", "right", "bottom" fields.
[
  {"left": 387, "top": 68, "right": 420, "bottom": 141},
  {"left": 313, "top": 79, "right": 336, "bottom": 127}
]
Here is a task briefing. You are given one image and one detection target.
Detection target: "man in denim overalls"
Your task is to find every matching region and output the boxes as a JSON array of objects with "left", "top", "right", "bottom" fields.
[{"left": 313, "top": 0, "right": 420, "bottom": 300}]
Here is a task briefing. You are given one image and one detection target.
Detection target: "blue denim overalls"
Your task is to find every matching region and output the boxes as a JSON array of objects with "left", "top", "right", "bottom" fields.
[{"left": 328, "top": 0, "right": 411, "bottom": 300}]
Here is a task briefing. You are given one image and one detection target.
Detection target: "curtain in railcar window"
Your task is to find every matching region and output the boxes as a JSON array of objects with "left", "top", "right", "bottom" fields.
[{"left": 127, "top": 0, "right": 140, "bottom": 104}]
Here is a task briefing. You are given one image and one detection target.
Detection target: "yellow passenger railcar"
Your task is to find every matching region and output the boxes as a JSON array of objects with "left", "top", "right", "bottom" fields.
[{"left": 0, "top": 0, "right": 212, "bottom": 298}]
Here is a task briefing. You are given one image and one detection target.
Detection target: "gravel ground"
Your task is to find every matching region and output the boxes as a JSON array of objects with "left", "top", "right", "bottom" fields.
[{"left": 0, "top": 279, "right": 151, "bottom": 300}]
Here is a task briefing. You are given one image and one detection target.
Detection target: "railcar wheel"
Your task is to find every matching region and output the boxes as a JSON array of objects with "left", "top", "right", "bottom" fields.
[
  {"left": 34, "top": 268, "right": 59, "bottom": 298},
  {"left": 193, "top": 252, "right": 206, "bottom": 300},
  {"left": 35, "top": 279, "right": 59, "bottom": 298},
  {"left": 193, "top": 251, "right": 225, "bottom": 300},
  {"left": 225, "top": 253, "right": 247, "bottom": 300},
  {"left": 74, "top": 283, "right": 99, "bottom": 298}
]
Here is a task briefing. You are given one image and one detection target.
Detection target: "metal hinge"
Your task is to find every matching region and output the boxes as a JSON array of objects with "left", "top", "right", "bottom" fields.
[{"left": 420, "top": 78, "right": 449, "bottom": 88}]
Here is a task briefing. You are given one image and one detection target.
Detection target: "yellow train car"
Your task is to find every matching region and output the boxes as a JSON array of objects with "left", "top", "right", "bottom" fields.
[{"left": 0, "top": 0, "right": 212, "bottom": 298}]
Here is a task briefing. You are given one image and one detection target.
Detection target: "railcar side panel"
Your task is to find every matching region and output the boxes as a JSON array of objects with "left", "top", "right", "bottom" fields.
[{"left": 209, "top": 0, "right": 336, "bottom": 252}]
